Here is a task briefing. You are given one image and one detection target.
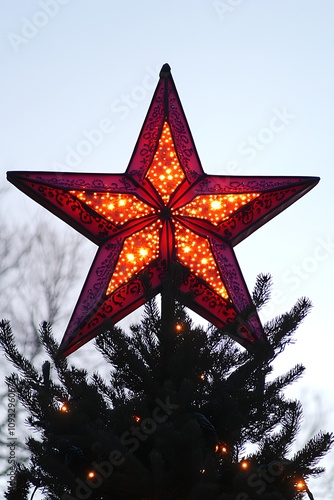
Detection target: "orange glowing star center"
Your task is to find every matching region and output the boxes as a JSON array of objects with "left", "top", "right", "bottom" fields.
[{"left": 70, "top": 122, "right": 258, "bottom": 298}]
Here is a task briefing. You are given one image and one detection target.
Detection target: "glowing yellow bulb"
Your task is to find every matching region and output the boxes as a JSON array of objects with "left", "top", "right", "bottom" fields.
[
  {"left": 108, "top": 203, "right": 114, "bottom": 210},
  {"left": 119, "top": 199, "right": 125, "bottom": 206},
  {"left": 133, "top": 415, "right": 141, "bottom": 422},
  {"left": 241, "top": 461, "right": 249, "bottom": 470},
  {"left": 175, "top": 324, "right": 182, "bottom": 331},
  {"left": 139, "top": 248, "right": 148, "bottom": 257},
  {"left": 200, "top": 374, "right": 205, "bottom": 380},
  {"left": 211, "top": 200, "right": 221, "bottom": 209},
  {"left": 127, "top": 254, "right": 135, "bottom": 261},
  {"left": 88, "top": 471, "right": 95, "bottom": 479},
  {"left": 184, "top": 246, "right": 191, "bottom": 253},
  {"left": 60, "top": 404, "right": 68, "bottom": 413},
  {"left": 296, "top": 480, "right": 306, "bottom": 491},
  {"left": 201, "top": 258, "right": 208, "bottom": 264}
]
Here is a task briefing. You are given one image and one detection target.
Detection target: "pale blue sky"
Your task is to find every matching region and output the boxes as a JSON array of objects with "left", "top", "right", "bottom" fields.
[{"left": 1, "top": 1, "right": 334, "bottom": 493}]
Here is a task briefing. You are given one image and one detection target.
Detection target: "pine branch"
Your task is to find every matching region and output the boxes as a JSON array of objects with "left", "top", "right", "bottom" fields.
[
  {"left": 264, "top": 297, "right": 312, "bottom": 355},
  {"left": 255, "top": 401, "right": 303, "bottom": 461},
  {"left": 0, "top": 320, "right": 40, "bottom": 383},
  {"left": 264, "top": 364, "right": 305, "bottom": 401},
  {"left": 252, "top": 273, "right": 272, "bottom": 310},
  {"left": 4, "top": 462, "right": 30, "bottom": 500},
  {"left": 292, "top": 432, "right": 334, "bottom": 474}
]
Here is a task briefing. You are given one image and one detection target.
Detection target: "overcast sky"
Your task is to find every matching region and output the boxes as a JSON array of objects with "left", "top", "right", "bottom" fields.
[{"left": 1, "top": 1, "right": 333, "bottom": 495}]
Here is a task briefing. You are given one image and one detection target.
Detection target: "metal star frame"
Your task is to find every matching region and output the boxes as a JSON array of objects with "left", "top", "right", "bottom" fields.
[{"left": 7, "top": 64, "right": 319, "bottom": 356}]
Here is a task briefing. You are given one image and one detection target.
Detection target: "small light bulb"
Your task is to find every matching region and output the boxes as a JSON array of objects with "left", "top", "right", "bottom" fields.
[
  {"left": 88, "top": 471, "right": 95, "bottom": 479},
  {"left": 241, "top": 461, "right": 248, "bottom": 469},
  {"left": 296, "top": 480, "right": 306, "bottom": 491},
  {"left": 211, "top": 200, "right": 221, "bottom": 210}
]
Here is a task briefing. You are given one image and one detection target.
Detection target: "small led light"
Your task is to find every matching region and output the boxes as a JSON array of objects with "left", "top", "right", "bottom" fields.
[
  {"left": 127, "top": 254, "right": 135, "bottom": 261},
  {"left": 200, "top": 374, "right": 205, "bottom": 380},
  {"left": 296, "top": 480, "right": 306, "bottom": 491},
  {"left": 133, "top": 415, "right": 141, "bottom": 422},
  {"left": 211, "top": 200, "right": 221, "bottom": 209},
  {"left": 88, "top": 471, "right": 95, "bottom": 479},
  {"left": 139, "top": 248, "right": 148, "bottom": 257},
  {"left": 175, "top": 324, "right": 182, "bottom": 331},
  {"left": 241, "top": 461, "right": 249, "bottom": 470},
  {"left": 60, "top": 404, "right": 68, "bottom": 413}
]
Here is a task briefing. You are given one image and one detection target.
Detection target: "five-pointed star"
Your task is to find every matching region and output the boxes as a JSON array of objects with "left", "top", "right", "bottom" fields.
[{"left": 7, "top": 64, "right": 319, "bottom": 356}]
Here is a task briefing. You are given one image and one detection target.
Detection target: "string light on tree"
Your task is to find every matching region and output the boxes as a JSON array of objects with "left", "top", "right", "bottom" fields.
[{"left": 296, "top": 479, "right": 315, "bottom": 500}]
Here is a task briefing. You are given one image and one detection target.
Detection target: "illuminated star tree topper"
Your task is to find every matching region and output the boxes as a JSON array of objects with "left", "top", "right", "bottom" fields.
[{"left": 7, "top": 64, "right": 319, "bottom": 356}]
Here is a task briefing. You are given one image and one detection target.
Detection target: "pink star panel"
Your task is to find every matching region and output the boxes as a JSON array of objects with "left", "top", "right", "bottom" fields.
[{"left": 7, "top": 64, "right": 319, "bottom": 356}]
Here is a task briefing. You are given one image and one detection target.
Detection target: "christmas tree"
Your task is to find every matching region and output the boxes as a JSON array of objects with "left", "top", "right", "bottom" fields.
[
  {"left": 2, "top": 64, "right": 332, "bottom": 498},
  {"left": 0, "top": 273, "right": 332, "bottom": 499}
]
